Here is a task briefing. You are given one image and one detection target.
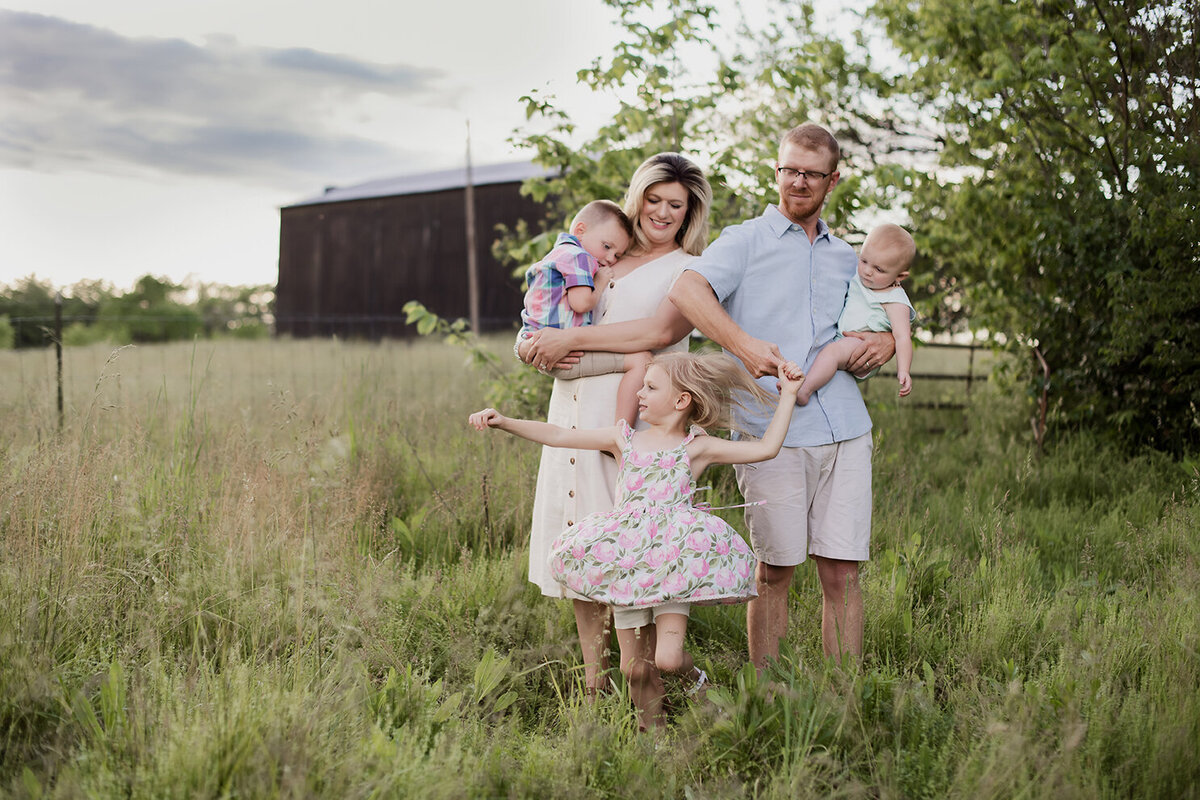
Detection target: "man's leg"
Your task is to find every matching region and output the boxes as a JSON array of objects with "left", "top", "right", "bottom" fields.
[
  {"left": 812, "top": 555, "right": 862, "bottom": 663},
  {"left": 747, "top": 561, "right": 796, "bottom": 670}
]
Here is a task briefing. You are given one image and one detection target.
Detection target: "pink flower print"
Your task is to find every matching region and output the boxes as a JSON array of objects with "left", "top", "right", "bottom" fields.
[
  {"left": 676, "top": 510, "right": 697, "bottom": 526},
  {"left": 690, "top": 559, "right": 710, "bottom": 579},
  {"left": 625, "top": 474, "right": 645, "bottom": 492},
  {"left": 571, "top": 541, "right": 587, "bottom": 559},
  {"left": 629, "top": 449, "right": 655, "bottom": 468},
  {"left": 662, "top": 544, "right": 681, "bottom": 561},
  {"left": 602, "top": 518, "right": 622, "bottom": 533},
  {"left": 686, "top": 533, "right": 711, "bottom": 553},
  {"left": 567, "top": 574, "right": 585, "bottom": 593},
  {"left": 586, "top": 567, "right": 606, "bottom": 586},
  {"left": 692, "top": 586, "right": 715, "bottom": 599},
  {"left": 609, "top": 580, "right": 633, "bottom": 605},
  {"left": 617, "top": 528, "right": 642, "bottom": 548},
  {"left": 645, "top": 519, "right": 659, "bottom": 540},
  {"left": 714, "top": 568, "right": 737, "bottom": 589},
  {"left": 680, "top": 476, "right": 691, "bottom": 494},
  {"left": 657, "top": 453, "right": 677, "bottom": 469},
  {"left": 618, "top": 554, "right": 637, "bottom": 570},
  {"left": 713, "top": 538, "right": 731, "bottom": 556},
  {"left": 738, "top": 560, "right": 754, "bottom": 579},
  {"left": 645, "top": 547, "right": 667, "bottom": 569},
  {"left": 646, "top": 481, "right": 672, "bottom": 502},
  {"left": 704, "top": 516, "right": 726, "bottom": 532},
  {"left": 591, "top": 542, "right": 617, "bottom": 563},
  {"left": 638, "top": 573, "right": 657, "bottom": 589},
  {"left": 732, "top": 536, "right": 750, "bottom": 553},
  {"left": 662, "top": 573, "right": 687, "bottom": 595}
]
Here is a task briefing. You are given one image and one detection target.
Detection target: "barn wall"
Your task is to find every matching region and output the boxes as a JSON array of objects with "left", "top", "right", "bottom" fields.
[{"left": 276, "top": 181, "right": 548, "bottom": 338}]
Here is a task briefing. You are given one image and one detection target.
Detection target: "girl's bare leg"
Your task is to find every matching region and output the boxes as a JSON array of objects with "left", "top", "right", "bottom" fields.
[
  {"left": 651, "top": 613, "right": 694, "bottom": 676},
  {"left": 573, "top": 599, "right": 612, "bottom": 698},
  {"left": 616, "top": 624, "right": 665, "bottom": 729}
]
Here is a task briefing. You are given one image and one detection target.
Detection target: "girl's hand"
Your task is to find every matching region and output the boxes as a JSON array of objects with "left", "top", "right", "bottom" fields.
[
  {"left": 898, "top": 372, "right": 912, "bottom": 397},
  {"left": 468, "top": 408, "right": 505, "bottom": 431},
  {"left": 777, "top": 361, "right": 805, "bottom": 396}
]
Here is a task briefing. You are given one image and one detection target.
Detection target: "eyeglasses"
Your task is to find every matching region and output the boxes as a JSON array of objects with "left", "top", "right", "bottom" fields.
[{"left": 776, "top": 166, "right": 832, "bottom": 182}]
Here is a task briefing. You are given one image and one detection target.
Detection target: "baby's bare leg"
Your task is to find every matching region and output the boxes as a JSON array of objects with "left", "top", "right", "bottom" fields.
[
  {"left": 615, "top": 351, "right": 652, "bottom": 425},
  {"left": 797, "top": 338, "right": 867, "bottom": 405}
]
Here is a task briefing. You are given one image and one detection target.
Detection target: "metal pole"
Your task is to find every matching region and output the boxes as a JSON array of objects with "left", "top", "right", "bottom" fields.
[
  {"left": 464, "top": 120, "right": 480, "bottom": 333},
  {"left": 55, "top": 291, "right": 64, "bottom": 432}
]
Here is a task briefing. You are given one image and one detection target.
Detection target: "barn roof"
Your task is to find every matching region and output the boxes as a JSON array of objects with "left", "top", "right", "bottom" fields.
[{"left": 286, "top": 161, "right": 556, "bottom": 207}]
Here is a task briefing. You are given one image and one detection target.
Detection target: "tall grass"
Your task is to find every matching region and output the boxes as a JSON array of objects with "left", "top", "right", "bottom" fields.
[{"left": 1, "top": 337, "right": 1196, "bottom": 798}]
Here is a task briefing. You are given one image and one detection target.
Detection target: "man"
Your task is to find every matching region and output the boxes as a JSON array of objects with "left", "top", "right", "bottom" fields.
[{"left": 669, "top": 123, "right": 895, "bottom": 667}]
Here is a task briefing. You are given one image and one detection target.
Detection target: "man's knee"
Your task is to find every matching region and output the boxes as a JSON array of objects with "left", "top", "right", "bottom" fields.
[{"left": 756, "top": 561, "right": 796, "bottom": 590}]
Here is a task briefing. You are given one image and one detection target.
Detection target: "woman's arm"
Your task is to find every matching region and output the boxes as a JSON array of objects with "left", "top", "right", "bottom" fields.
[
  {"left": 686, "top": 365, "right": 803, "bottom": 474},
  {"left": 524, "top": 295, "right": 694, "bottom": 366},
  {"left": 468, "top": 408, "right": 622, "bottom": 456}
]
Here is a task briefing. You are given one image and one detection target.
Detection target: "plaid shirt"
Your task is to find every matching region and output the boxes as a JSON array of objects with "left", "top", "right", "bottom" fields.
[{"left": 519, "top": 233, "right": 598, "bottom": 335}]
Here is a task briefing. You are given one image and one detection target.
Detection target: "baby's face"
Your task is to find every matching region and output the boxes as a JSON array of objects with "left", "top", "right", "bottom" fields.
[
  {"left": 577, "top": 218, "right": 630, "bottom": 268},
  {"left": 857, "top": 239, "right": 910, "bottom": 290}
]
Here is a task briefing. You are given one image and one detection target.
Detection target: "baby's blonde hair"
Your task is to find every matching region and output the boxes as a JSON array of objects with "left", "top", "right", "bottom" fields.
[{"left": 649, "top": 350, "right": 774, "bottom": 431}]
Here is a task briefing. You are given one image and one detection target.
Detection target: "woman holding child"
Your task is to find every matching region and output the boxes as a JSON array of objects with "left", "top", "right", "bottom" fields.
[{"left": 520, "top": 152, "right": 713, "bottom": 707}]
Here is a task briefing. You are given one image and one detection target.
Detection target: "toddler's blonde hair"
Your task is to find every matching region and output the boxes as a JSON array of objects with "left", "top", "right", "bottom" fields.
[{"left": 650, "top": 350, "right": 774, "bottom": 431}]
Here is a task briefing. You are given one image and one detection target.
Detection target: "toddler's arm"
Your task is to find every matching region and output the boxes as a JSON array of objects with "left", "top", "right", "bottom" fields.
[
  {"left": 884, "top": 303, "right": 913, "bottom": 397},
  {"left": 468, "top": 408, "right": 622, "bottom": 456},
  {"left": 566, "top": 284, "right": 602, "bottom": 314},
  {"left": 686, "top": 362, "right": 804, "bottom": 474}
]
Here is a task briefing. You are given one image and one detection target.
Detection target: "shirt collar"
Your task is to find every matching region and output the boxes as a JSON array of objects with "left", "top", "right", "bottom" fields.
[{"left": 764, "top": 204, "right": 830, "bottom": 241}]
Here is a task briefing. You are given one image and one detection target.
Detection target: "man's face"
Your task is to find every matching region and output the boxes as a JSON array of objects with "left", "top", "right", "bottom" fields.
[{"left": 775, "top": 142, "right": 839, "bottom": 225}]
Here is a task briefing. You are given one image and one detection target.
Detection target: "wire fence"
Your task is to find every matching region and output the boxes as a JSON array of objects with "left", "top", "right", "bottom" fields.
[{"left": 1, "top": 314, "right": 996, "bottom": 436}]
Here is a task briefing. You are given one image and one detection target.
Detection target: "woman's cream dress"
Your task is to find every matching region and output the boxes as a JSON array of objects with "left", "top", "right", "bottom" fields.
[{"left": 527, "top": 248, "right": 694, "bottom": 597}]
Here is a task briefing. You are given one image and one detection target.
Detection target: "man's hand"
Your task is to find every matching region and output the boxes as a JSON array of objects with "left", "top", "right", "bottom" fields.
[
  {"left": 842, "top": 330, "right": 896, "bottom": 377},
  {"left": 733, "top": 334, "right": 786, "bottom": 379}
]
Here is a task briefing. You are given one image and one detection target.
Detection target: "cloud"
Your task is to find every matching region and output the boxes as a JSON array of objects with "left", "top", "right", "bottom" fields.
[{"left": 0, "top": 10, "right": 446, "bottom": 187}]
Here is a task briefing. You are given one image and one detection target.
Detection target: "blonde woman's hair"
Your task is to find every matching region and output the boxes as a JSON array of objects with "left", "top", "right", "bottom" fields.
[
  {"left": 649, "top": 350, "right": 774, "bottom": 431},
  {"left": 623, "top": 152, "right": 712, "bottom": 256}
]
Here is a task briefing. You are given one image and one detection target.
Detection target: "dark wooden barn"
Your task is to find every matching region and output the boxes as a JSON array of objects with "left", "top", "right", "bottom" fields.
[{"left": 275, "top": 161, "right": 552, "bottom": 338}]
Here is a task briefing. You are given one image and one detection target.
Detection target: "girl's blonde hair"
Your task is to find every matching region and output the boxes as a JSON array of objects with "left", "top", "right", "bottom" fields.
[
  {"left": 650, "top": 351, "right": 774, "bottom": 431},
  {"left": 623, "top": 152, "right": 712, "bottom": 256}
]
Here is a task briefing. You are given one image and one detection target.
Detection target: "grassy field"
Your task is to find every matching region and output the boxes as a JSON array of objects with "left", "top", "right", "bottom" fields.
[{"left": 1, "top": 337, "right": 1197, "bottom": 798}]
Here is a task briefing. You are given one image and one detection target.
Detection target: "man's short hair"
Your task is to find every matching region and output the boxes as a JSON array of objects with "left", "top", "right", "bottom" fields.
[{"left": 780, "top": 123, "right": 841, "bottom": 170}]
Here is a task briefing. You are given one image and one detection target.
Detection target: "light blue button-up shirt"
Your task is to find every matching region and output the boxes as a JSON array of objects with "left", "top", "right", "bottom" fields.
[{"left": 687, "top": 205, "right": 872, "bottom": 447}]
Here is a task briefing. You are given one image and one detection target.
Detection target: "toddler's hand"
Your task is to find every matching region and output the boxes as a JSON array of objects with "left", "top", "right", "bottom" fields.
[
  {"left": 898, "top": 372, "right": 912, "bottom": 397},
  {"left": 468, "top": 408, "right": 505, "bottom": 431},
  {"left": 593, "top": 265, "right": 614, "bottom": 291}
]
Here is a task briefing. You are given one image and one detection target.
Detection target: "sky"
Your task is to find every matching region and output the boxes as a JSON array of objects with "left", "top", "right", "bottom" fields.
[{"left": 0, "top": 0, "right": 636, "bottom": 292}]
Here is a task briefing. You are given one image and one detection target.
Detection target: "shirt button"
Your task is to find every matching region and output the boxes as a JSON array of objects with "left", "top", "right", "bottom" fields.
[
  {"left": 570, "top": 457, "right": 575, "bottom": 464},
  {"left": 571, "top": 425, "right": 576, "bottom": 429},
  {"left": 567, "top": 520, "right": 574, "bottom": 526},
  {"left": 568, "top": 490, "right": 575, "bottom": 497},
  {"left": 609, "top": 281, "right": 615, "bottom": 288}
]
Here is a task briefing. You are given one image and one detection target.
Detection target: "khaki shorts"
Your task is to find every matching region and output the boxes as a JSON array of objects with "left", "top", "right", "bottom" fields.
[
  {"left": 612, "top": 602, "right": 691, "bottom": 630},
  {"left": 734, "top": 432, "right": 873, "bottom": 566}
]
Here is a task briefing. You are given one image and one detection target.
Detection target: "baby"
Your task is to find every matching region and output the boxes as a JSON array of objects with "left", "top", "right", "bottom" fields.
[
  {"left": 797, "top": 223, "right": 916, "bottom": 405},
  {"left": 515, "top": 199, "right": 652, "bottom": 425}
]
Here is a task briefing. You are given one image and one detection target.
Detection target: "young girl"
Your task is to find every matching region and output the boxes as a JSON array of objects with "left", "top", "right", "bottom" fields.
[{"left": 468, "top": 351, "right": 804, "bottom": 729}]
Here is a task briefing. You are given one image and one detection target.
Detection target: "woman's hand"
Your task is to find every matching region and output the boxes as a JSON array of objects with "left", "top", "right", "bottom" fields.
[{"left": 523, "top": 328, "right": 583, "bottom": 371}]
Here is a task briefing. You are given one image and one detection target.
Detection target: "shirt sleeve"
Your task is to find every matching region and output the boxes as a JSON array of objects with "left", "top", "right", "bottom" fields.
[
  {"left": 556, "top": 246, "right": 597, "bottom": 289},
  {"left": 687, "top": 225, "right": 749, "bottom": 303}
]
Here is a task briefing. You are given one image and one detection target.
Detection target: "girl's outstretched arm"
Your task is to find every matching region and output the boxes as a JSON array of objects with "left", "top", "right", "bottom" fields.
[
  {"left": 686, "top": 363, "right": 805, "bottom": 474},
  {"left": 468, "top": 408, "right": 622, "bottom": 457}
]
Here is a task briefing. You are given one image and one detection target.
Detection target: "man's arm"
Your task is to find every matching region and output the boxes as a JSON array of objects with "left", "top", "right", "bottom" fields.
[{"left": 668, "top": 270, "right": 783, "bottom": 378}]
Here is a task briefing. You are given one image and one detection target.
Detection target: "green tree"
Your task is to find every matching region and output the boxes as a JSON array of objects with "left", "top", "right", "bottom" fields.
[
  {"left": 96, "top": 275, "right": 203, "bottom": 343},
  {"left": 871, "top": 0, "right": 1200, "bottom": 451}
]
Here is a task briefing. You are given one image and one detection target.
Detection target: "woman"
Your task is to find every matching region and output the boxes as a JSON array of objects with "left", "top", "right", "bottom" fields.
[{"left": 521, "top": 152, "right": 713, "bottom": 706}]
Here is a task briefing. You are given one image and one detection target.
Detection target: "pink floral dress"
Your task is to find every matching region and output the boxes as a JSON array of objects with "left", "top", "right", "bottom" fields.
[{"left": 548, "top": 421, "right": 757, "bottom": 608}]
